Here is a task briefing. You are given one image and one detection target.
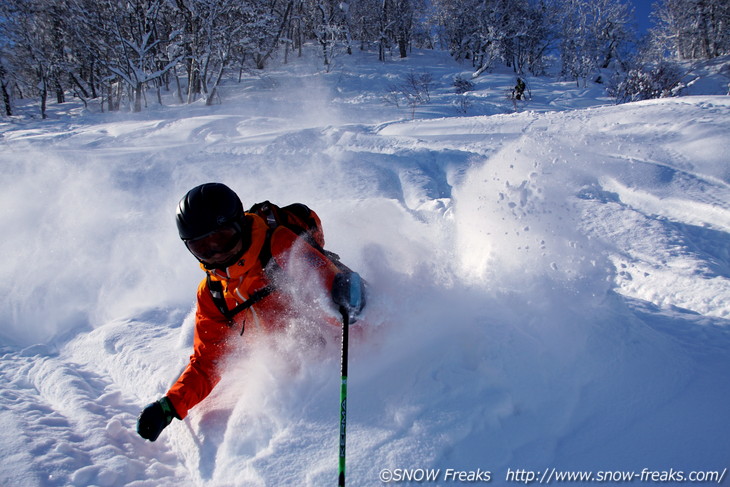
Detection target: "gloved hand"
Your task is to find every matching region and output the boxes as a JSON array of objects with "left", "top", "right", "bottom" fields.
[
  {"left": 137, "top": 396, "right": 178, "bottom": 442},
  {"left": 332, "top": 271, "right": 366, "bottom": 323}
]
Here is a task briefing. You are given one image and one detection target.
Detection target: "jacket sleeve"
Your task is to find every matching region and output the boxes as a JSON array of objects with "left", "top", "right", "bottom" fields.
[{"left": 166, "top": 279, "right": 232, "bottom": 419}]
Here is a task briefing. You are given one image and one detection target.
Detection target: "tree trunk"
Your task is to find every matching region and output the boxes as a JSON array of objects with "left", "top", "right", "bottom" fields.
[
  {"left": 206, "top": 62, "right": 226, "bottom": 106},
  {"left": 69, "top": 72, "right": 89, "bottom": 98},
  {"left": 398, "top": 34, "right": 407, "bottom": 58},
  {"left": 88, "top": 61, "right": 97, "bottom": 99},
  {"left": 40, "top": 77, "right": 48, "bottom": 119},
  {"left": 134, "top": 82, "right": 143, "bottom": 112},
  {"left": 1, "top": 81, "right": 11, "bottom": 116},
  {"left": 321, "top": 39, "right": 330, "bottom": 67},
  {"left": 174, "top": 66, "right": 184, "bottom": 104},
  {"left": 55, "top": 79, "right": 65, "bottom": 104},
  {"left": 106, "top": 82, "right": 114, "bottom": 112},
  {"left": 187, "top": 59, "right": 199, "bottom": 103}
]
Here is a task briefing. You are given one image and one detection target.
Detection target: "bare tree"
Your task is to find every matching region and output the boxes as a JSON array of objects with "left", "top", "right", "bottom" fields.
[
  {"left": 558, "top": 0, "right": 634, "bottom": 86},
  {"left": 431, "top": 0, "right": 557, "bottom": 76},
  {"left": 0, "top": 0, "right": 67, "bottom": 118},
  {"left": 0, "top": 60, "right": 12, "bottom": 116},
  {"left": 301, "top": 0, "right": 350, "bottom": 69},
  {"left": 650, "top": 0, "right": 730, "bottom": 60},
  {"left": 100, "top": 0, "right": 182, "bottom": 112},
  {"left": 384, "top": 70, "right": 433, "bottom": 118}
]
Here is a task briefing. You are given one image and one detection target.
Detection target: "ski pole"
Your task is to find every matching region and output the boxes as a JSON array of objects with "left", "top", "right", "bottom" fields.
[{"left": 338, "top": 307, "right": 349, "bottom": 487}]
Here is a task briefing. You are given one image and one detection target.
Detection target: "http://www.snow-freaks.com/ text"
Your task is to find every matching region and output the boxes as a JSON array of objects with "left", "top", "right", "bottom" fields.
[{"left": 377, "top": 466, "right": 728, "bottom": 484}]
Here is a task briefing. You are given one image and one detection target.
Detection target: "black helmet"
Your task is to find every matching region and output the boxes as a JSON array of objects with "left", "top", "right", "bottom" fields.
[{"left": 176, "top": 183, "right": 244, "bottom": 241}]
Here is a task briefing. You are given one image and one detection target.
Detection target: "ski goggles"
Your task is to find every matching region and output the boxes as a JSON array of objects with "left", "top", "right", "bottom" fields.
[{"left": 184, "top": 226, "right": 242, "bottom": 263}]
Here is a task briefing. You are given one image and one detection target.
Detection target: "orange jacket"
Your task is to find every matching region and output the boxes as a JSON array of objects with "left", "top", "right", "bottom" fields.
[{"left": 166, "top": 213, "right": 343, "bottom": 419}]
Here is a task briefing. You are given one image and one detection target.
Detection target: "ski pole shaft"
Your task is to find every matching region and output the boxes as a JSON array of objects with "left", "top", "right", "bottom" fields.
[{"left": 338, "top": 308, "right": 349, "bottom": 487}]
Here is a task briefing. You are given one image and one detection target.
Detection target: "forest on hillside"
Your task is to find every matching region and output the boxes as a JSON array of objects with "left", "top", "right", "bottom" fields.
[{"left": 1, "top": 0, "right": 728, "bottom": 116}]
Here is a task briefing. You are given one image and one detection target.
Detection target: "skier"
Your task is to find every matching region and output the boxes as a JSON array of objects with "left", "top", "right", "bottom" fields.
[
  {"left": 513, "top": 77, "right": 526, "bottom": 100},
  {"left": 137, "top": 182, "right": 365, "bottom": 442}
]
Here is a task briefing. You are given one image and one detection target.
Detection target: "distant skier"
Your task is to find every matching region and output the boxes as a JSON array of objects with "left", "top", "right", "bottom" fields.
[
  {"left": 513, "top": 77, "right": 526, "bottom": 100},
  {"left": 137, "top": 183, "right": 365, "bottom": 442}
]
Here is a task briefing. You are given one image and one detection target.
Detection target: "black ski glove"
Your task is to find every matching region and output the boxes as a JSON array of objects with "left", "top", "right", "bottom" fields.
[
  {"left": 137, "top": 396, "right": 178, "bottom": 442},
  {"left": 332, "top": 271, "right": 366, "bottom": 323}
]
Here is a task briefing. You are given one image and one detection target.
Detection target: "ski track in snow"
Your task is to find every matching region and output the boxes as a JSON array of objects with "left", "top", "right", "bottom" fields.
[{"left": 1, "top": 50, "right": 729, "bottom": 486}]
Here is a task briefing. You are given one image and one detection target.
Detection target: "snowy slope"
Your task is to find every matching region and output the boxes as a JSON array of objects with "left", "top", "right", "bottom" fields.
[{"left": 1, "top": 49, "right": 729, "bottom": 486}]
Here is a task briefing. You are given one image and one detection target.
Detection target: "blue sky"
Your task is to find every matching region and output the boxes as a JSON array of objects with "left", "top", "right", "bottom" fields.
[{"left": 631, "top": 0, "right": 655, "bottom": 35}]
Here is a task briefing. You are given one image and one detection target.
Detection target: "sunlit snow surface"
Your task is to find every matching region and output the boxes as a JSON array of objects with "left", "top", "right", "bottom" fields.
[{"left": 1, "top": 50, "right": 729, "bottom": 486}]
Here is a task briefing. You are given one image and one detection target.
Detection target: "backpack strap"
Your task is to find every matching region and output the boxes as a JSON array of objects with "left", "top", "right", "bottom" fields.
[
  {"left": 249, "top": 201, "right": 280, "bottom": 229},
  {"left": 258, "top": 226, "right": 274, "bottom": 269},
  {"left": 207, "top": 274, "right": 275, "bottom": 334},
  {"left": 227, "top": 286, "right": 275, "bottom": 335},
  {"left": 207, "top": 276, "right": 228, "bottom": 317}
]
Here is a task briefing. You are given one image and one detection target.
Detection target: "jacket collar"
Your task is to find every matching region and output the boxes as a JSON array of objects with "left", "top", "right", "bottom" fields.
[{"left": 203, "top": 214, "right": 269, "bottom": 282}]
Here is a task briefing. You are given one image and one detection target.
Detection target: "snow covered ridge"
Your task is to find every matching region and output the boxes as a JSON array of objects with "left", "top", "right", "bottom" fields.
[{"left": 0, "top": 51, "right": 729, "bottom": 486}]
